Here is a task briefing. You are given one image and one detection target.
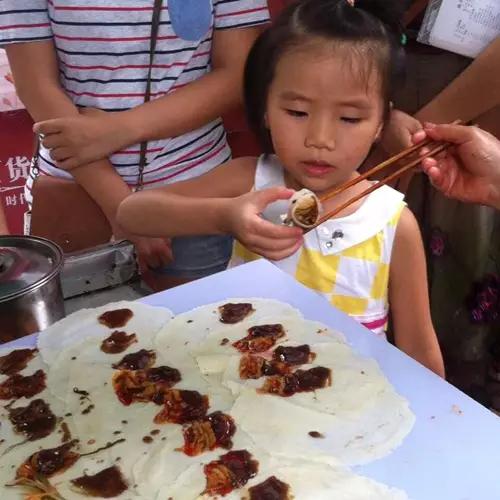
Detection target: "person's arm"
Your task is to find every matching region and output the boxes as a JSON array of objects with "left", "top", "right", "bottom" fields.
[
  {"left": 5, "top": 41, "right": 129, "bottom": 224},
  {"left": 389, "top": 208, "right": 445, "bottom": 377},
  {"left": 118, "top": 158, "right": 304, "bottom": 261},
  {"left": 416, "top": 36, "right": 500, "bottom": 124},
  {"left": 6, "top": 41, "right": 171, "bottom": 267},
  {"left": 414, "top": 123, "right": 500, "bottom": 209},
  {"left": 34, "top": 26, "right": 264, "bottom": 169}
]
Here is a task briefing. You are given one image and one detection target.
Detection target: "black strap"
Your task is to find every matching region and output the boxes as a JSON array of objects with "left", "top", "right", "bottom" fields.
[{"left": 136, "top": 0, "right": 163, "bottom": 191}]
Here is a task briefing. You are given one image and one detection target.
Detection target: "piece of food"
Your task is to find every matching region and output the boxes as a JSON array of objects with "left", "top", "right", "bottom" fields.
[
  {"left": 112, "top": 366, "right": 181, "bottom": 406},
  {"left": 9, "top": 399, "right": 57, "bottom": 441},
  {"left": 0, "top": 369, "right": 46, "bottom": 400},
  {"left": 248, "top": 476, "right": 291, "bottom": 500},
  {"left": 204, "top": 450, "right": 258, "bottom": 497},
  {"left": 283, "top": 189, "right": 321, "bottom": 229},
  {"left": 273, "top": 345, "right": 316, "bottom": 365},
  {"left": 100, "top": 331, "right": 137, "bottom": 354},
  {"left": 154, "top": 389, "right": 209, "bottom": 424},
  {"left": 180, "top": 411, "right": 236, "bottom": 456},
  {"left": 112, "top": 349, "right": 156, "bottom": 370},
  {"left": 98, "top": 308, "right": 133, "bottom": 329},
  {"left": 259, "top": 366, "right": 332, "bottom": 397},
  {"left": 239, "top": 355, "right": 291, "bottom": 380},
  {"left": 233, "top": 324, "right": 286, "bottom": 353},
  {"left": 71, "top": 465, "right": 128, "bottom": 498},
  {"left": 219, "top": 303, "right": 255, "bottom": 324},
  {"left": 0, "top": 348, "right": 38, "bottom": 375},
  {"left": 16, "top": 441, "right": 80, "bottom": 480}
]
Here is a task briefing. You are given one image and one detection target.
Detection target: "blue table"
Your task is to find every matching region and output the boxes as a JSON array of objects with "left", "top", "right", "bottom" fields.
[{"left": 5, "top": 260, "right": 499, "bottom": 499}]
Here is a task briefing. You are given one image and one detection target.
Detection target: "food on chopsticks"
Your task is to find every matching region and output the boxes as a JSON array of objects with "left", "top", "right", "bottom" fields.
[{"left": 282, "top": 189, "right": 321, "bottom": 229}]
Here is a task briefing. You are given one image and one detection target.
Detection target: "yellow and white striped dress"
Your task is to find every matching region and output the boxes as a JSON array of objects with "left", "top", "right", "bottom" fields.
[{"left": 230, "top": 155, "right": 406, "bottom": 336}]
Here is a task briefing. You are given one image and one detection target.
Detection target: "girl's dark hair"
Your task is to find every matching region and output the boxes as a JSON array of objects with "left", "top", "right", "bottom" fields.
[{"left": 244, "top": 0, "right": 406, "bottom": 152}]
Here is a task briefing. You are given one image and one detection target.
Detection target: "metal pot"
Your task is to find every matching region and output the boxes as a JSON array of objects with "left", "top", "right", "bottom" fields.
[{"left": 0, "top": 236, "right": 65, "bottom": 344}]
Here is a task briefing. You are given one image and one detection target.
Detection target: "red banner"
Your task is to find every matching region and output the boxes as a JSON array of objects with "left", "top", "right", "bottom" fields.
[{"left": 0, "top": 110, "right": 33, "bottom": 235}]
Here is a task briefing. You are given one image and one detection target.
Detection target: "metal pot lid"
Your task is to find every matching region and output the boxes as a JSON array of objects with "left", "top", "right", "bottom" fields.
[{"left": 0, "top": 236, "right": 64, "bottom": 302}]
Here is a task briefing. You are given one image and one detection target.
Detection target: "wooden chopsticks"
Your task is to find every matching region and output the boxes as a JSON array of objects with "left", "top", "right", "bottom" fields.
[
  {"left": 306, "top": 119, "right": 464, "bottom": 230},
  {"left": 313, "top": 140, "right": 449, "bottom": 226}
]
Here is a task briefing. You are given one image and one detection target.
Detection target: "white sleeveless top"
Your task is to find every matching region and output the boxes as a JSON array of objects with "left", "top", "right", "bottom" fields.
[{"left": 230, "top": 155, "right": 406, "bottom": 336}]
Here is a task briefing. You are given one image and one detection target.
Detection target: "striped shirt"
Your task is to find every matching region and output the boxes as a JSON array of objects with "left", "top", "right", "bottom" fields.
[{"left": 0, "top": 0, "right": 269, "bottom": 198}]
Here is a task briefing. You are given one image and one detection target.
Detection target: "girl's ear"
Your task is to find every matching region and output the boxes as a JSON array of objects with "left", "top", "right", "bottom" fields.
[{"left": 374, "top": 121, "right": 384, "bottom": 143}]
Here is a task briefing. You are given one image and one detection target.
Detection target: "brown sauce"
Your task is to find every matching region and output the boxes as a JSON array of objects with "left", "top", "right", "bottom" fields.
[
  {"left": 17, "top": 440, "right": 79, "bottom": 479},
  {"left": 248, "top": 476, "right": 291, "bottom": 500},
  {"left": 204, "top": 450, "right": 258, "bottom": 496},
  {"left": 112, "top": 349, "right": 156, "bottom": 370},
  {"left": 273, "top": 345, "right": 315, "bottom": 365},
  {"left": 239, "top": 355, "right": 290, "bottom": 380},
  {"left": 219, "top": 303, "right": 254, "bottom": 324},
  {"left": 0, "top": 348, "right": 37, "bottom": 375},
  {"left": 100, "top": 331, "right": 137, "bottom": 354},
  {"left": 308, "top": 431, "right": 325, "bottom": 439},
  {"left": 98, "top": 308, "right": 133, "bottom": 329},
  {"left": 71, "top": 465, "right": 128, "bottom": 498},
  {"left": 9, "top": 399, "right": 57, "bottom": 441},
  {"left": 181, "top": 411, "right": 235, "bottom": 456},
  {"left": 260, "top": 366, "right": 332, "bottom": 397},
  {"left": 0, "top": 369, "right": 46, "bottom": 400},
  {"left": 233, "top": 324, "right": 285, "bottom": 354},
  {"left": 154, "top": 389, "right": 208, "bottom": 424}
]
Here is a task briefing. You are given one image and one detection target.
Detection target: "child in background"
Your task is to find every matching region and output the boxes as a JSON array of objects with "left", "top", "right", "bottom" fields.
[{"left": 118, "top": 0, "right": 444, "bottom": 377}]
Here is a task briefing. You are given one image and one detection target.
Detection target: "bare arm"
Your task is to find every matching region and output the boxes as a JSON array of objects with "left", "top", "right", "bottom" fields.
[
  {"left": 416, "top": 36, "right": 500, "bottom": 124},
  {"left": 118, "top": 157, "right": 256, "bottom": 237},
  {"left": 35, "top": 26, "right": 264, "bottom": 168},
  {"left": 389, "top": 208, "right": 445, "bottom": 377},
  {"left": 5, "top": 41, "right": 131, "bottom": 224}
]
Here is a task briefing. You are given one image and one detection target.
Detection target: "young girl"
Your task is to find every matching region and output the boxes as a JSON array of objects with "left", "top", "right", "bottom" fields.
[{"left": 118, "top": 0, "right": 445, "bottom": 377}]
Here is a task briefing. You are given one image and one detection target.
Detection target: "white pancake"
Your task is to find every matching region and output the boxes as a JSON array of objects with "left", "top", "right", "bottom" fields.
[
  {"left": 231, "top": 386, "right": 415, "bottom": 466},
  {"left": 38, "top": 300, "right": 173, "bottom": 365}
]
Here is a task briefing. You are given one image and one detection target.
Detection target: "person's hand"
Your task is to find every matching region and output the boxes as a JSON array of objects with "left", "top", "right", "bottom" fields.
[
  {"left": 113, "top": 224, "right": 173, "bottom": 273},
  {"left": 380, "top": 109, "right": 423, "bottom": 156},
  {"left": 33, "top": 108, "right": 133, "bottom": 170},
  {"left": 413, "top": 123, "right": 500, "bottom": 209},
  {"left": 226, "top": 187, "right": 304, "bottom": 261}
]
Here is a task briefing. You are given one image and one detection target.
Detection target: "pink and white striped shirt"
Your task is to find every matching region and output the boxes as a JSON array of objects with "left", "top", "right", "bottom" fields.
[{"left": 0, "top": 0, "right": 269, "bottom": 199}]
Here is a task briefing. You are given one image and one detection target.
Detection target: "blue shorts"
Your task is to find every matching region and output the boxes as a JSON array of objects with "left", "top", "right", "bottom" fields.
[{"left": 152, "top": 235, "right": 233, "bottom": 279}]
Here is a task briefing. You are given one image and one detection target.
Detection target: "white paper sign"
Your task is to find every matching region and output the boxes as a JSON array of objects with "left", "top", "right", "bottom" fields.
[{"left": 418, "top": 0, "right": 500, "bottom": 58}]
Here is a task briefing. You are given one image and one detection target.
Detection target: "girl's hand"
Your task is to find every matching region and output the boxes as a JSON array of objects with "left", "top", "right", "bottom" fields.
[
  {"left": 413, "top": 123, "right": 500, "bottom": 209},
  {"left": 227, "top": 187, "right": 304, "bottom": 261},
  {"left": 34, "top": 108, "right": 132, "bottom": 170},
  {"left": 380, "top": 109, "right": 423, "bottom": 155}
]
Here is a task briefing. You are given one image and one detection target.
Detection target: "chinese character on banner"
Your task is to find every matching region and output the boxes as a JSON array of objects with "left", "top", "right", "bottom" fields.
[
  {"left": 4, "top": 193, "right": 17, "bottom": 207},
  {"left": 6, "top": 155, "right": 30, "bottom": 183}
]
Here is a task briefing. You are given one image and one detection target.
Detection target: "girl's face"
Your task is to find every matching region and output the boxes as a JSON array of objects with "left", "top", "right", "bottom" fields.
[{"left": 266, "top": 43, "right": 385, "bottom": 194}]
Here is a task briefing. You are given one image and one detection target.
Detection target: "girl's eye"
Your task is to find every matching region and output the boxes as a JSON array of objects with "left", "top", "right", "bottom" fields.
[
  {"left": 285, "top": 109, "right": 308, "bottom": 118},
  {"left": 341, "top": 117, "right": 362, "bottom": 124}
]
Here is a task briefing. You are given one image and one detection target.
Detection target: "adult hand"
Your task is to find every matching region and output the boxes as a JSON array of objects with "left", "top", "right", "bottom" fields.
[
  {"left": 34, "top": 108, "right": 133, "bottom": 170},
  {"left": 227, "top": 187, "right": 304, "bottom": 261},
  {"left": 413, "top": 123, "right": 500, "bottom": 209}
]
